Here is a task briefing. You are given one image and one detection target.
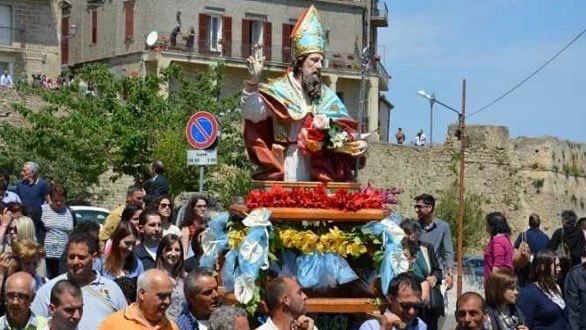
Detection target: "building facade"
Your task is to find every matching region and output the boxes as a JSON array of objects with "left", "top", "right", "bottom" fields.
[
  {"left": 64, "top": 0, "right": 391, "bottom": 140},
  {"left": 0, "top": 0, "right": 62, "bottom": 82}
]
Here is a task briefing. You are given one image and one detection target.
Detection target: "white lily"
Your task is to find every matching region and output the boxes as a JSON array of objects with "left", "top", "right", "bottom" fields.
[
  {"left": 234, "top": 274, "right": 256, "bottom": 304},
  {"left": 239, "top": 239, "right": 264, "bottom": 264},
  {"left": 243, "top": 208, "right": 272, "bottom": 227}
]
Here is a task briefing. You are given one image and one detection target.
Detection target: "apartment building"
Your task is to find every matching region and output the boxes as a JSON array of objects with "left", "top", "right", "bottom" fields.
[
  {"left": 0, "top": 0, "right": 62, "bottom": 81},
  {"left": 64, "top": 0, "right": 392, "bottom": 140}
]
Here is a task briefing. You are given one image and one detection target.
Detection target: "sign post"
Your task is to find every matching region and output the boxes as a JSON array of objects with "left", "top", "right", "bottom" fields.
[{"left": 185, "top": 112, "right": 220, "bottom": 192}]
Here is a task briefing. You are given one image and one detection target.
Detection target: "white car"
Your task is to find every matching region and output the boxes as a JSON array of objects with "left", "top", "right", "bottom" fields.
[{"left": 70, "top": 205, "right": 110, "bottom": 226}]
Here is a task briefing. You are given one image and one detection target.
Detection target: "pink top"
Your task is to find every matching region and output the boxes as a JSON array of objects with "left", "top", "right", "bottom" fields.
[{"left": 483, "top": 233, "right": 513, "bottom": 282}]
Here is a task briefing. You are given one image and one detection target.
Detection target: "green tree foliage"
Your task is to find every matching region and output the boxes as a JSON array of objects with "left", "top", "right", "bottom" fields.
[
  {"left": 0, "top": 63, "right": 252, "bottom": 204},
  {"left": 434, "top": 187, "right": 486, "bottom": 254}
]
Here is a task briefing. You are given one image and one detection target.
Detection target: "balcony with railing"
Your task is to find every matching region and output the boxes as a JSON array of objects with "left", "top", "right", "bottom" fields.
[
  {"left": 375, "top": 61, "right": 390, "bottom": 91},
  {"left": 371, "top": 0, "right": 389, "bottom": 27},
  {"left": 149, "top": 33, "right": 363, "bottom": 76},
  {"left": 0, "top": 26, "right": 26, "bottom": 51}
]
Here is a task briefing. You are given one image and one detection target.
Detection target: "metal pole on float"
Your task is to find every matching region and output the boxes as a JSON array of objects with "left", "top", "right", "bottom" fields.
[
  {"left": 355, "top": 47, "right": 371, "bottom": 181},
  {"left": 456, "top": 79, "right": 467, "bottom": 297}
]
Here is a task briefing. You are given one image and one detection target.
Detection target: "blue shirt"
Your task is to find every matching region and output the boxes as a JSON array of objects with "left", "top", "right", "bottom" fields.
[
  {"left": 14, "top": 178, "right": 49, "bottom": 208},
  {"left": 359, "top": 316, "right": 427, "bottom": 330},
  {"left": 514, "top": 227, "right": 550, "bottom": 255},
  {"left": 100, "top": 255, "right": 144, "bottom": 280},
  {"left": 176, "top": 304, "right": 205, "bottom": 330},
  {"left": 518, "top": 283, "right": 570, "bottom": 330},
  {"left": 31, "top": 271, "right": 127, "bottom": 330}
]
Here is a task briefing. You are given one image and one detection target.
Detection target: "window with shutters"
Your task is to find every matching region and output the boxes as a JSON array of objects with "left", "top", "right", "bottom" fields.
[
  {"left": 124, "top": 1, "right": 135, "bottom": 41},
  {"left": 91, "top": 10, "right": 97, "bottom": 44},
  {"left": 282, "top": 23, "right": 294, "bottom": 64},
  {"left": 61, "top": 16, "right": 69, "bottom": 64},
  {"left": 208, "top": 15, "right": 222, "bottom": 52},
  {"left": 250, "top": 21, "right": 263, "bottom": 50},
  {"left": 0, "top": 5, "right": 12, "bottom": 45}
]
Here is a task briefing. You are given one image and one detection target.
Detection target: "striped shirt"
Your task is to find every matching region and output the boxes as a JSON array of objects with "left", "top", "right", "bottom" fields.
[{"left": 41, "top": 204, "right": 74, "bottom": 258}]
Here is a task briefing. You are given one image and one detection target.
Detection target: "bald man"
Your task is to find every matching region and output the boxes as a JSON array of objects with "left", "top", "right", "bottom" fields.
[
  {"left": 99, "top": 269, "right": 178, "bottom": 330},
  {"left": 0, "top": 272, "right": 48, "bottom": 328}
]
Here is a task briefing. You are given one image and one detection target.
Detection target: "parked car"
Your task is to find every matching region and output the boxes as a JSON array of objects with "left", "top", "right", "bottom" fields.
[
  {"left": 463, "top": 255, "right": 484, "bottom": 279},
  {"left": 70, "top": 205, "right": 110, "bottom": 226}
]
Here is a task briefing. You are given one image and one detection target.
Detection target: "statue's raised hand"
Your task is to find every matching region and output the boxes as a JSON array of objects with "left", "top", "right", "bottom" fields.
[{"left": 246, "top": 45, "right": 265, "bottom": 84}]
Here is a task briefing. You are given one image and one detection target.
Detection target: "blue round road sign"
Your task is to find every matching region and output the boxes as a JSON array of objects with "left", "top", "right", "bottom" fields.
[{"left": 185, "top": 112, "right": 219, "bottom": 149}]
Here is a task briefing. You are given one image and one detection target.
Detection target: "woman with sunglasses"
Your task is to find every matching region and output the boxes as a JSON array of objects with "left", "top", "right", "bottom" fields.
[
  {"left": 154, "top": 234, "right": 185, "bottom": 320},
  {"left": 179, "top": 193, "right": 209, "bottom": 259},
  {"left": 485, "top": 269, "right": 528, "bottom": 330},
  {"left": 102, "top": 221, "right": 143, "bottom": 280},
  {"left": 149, "top": 196, "right": 181, "bottom": 238}
]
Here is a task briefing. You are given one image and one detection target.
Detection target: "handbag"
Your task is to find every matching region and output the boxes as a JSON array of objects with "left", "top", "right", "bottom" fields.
[
  {"left": 513, "top": 232, "right": 531, "bottom": 270},
  {"left": 429, "top": 286, "right": 445, "bottom": 316}
]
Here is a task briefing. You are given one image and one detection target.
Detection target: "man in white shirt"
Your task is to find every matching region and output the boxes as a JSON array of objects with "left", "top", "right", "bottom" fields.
[
  {"left": 256, "top": 276, "right": 317, "bottom": 330},
  {"left": 0, "top": 70, "right": 13, "bottom": 87}
]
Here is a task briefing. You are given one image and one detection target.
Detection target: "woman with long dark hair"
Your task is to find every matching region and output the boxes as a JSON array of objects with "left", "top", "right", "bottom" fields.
[
  {"left": 484, "top": 212, "right": 513, "bottom": 283},
  {"left": 103, "top": 204, "right": 142, "bottom": 256},
  {"left": 155, "top": 234, "right": 185, "bottom": 320},
  {"left": 518, "top": 250, "right": 569, "bottom": 329},
  {"left": 102, "top": 221, "right": 143, "bottom": 280},
  {"left": 179, "top": 193, "right": 208, "bottom": 259}
]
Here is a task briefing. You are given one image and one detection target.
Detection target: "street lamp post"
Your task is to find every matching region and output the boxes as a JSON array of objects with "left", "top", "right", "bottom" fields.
[{"left": 416, "top": 83, "right": 467, "bottom": 297}]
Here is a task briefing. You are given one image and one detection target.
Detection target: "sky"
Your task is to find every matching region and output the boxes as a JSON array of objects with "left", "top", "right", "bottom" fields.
[{"left": 378, "top": 0, "right": 586, "bottom": 144}]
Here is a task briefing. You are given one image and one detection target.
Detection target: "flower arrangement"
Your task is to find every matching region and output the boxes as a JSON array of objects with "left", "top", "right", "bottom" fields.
[
  {"left": 228, "top": 225, "right": 372, "bottom": 258},
  {"left": 245, "top": 183, "right": 402, "bottom": 211},
  {"left": 297, "top": 114, "right": 352, "bottom": 154}
]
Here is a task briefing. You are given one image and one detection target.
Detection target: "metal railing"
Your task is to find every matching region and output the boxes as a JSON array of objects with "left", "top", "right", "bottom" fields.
[
  {"left": 0, "top": 26, "right": 25, "bottom": 48},
  {"left": 372, "top": 0, "right": 389, "bottom": 18},
  {"left": 152, "top": 33, "right": 362, "bottom": 71}
]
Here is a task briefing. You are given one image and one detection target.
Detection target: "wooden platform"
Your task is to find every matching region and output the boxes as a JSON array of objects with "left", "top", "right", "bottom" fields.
[
  {"left": 306, "top": 298, "right": 379, "bottom": 313},
  {"left": 252, "top": 180, "right": 361, "bottom": 191},
  {"left": 230, "top": 204, "right": 389, "bottom": 222},
  {"left": 224, "top": 294, "right": 379, "bottom": 314}
]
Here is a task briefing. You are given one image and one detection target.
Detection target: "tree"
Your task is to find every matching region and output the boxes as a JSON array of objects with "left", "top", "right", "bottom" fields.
[
  {"left": 0, "top": 63, "right": 252, "bottom": 205},
  {"left": 434, "top": 187, "right": 486, "bottom": 254}
]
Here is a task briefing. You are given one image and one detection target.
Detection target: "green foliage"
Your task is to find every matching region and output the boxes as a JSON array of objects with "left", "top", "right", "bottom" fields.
[
  {"left": 434, "top": 187, "right": 486, "bottom": 254},
  {"left": 531, "top": 178, "right": 545, "bottom": 192},
  {"left": 0, "top": 63, "right": 251, "bottom": 201}
]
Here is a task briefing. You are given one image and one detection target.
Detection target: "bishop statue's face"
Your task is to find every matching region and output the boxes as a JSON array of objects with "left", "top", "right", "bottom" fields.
[
  {"left": 301, "top": 53, "right": 324, "bottom": 101},
  {"left": 302, "top": 53, "right": 323, "bottom": 78}
]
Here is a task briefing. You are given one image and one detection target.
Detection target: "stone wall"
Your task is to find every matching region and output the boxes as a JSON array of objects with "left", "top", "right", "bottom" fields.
[{"left": 360, "top": 125, "right": 586, "bottom": 238}]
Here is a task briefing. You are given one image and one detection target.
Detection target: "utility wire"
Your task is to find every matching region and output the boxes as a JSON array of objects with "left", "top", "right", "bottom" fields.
[{"left": 468, "top": 26, "right": 586, "bottom": 118}]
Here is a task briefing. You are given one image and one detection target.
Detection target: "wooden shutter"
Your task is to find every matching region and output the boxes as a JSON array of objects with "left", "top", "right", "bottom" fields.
[
  {"left": 124, "top": 1, "right": 135, "bottom": 40},
  {"left": 263, "top": 22, "right": 272, "bottom": 61},
  {"left": 222, "top": 16, "right": 232, "bottom": 57},
  {"left": 91, "top": 10, "right": 97, "bottom": 44},
  {"left": 241, "top": 19, "right": 251, "bottom": 58},
  {"left": 61, "top": 16, "right": 69, "bottom": 64},
  {"left": 198, "top": 14, "right": 209, "bottom": 54},
  {"left": 282, "top": 23, "right": 294, "bottom": 64}
]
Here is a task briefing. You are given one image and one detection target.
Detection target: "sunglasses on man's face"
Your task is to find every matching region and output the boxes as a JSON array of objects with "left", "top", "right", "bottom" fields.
[{"left": 399, "top": 301, "right": 424, "bottom": 311}]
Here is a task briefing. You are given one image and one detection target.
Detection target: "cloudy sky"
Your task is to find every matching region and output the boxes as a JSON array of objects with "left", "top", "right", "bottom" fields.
[{"left": 379, "top": 0, "right": 586, "bottom": 143}]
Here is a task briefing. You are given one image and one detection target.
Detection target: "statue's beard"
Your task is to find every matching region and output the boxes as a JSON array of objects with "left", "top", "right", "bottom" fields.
[{"left": 301, "top": 71, "right": 322, "bottom": 102}]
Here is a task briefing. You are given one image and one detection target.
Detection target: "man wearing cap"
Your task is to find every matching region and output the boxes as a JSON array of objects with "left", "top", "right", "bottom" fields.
[{"left": 240, "top": 5, "right": 367, "bottom": 182}]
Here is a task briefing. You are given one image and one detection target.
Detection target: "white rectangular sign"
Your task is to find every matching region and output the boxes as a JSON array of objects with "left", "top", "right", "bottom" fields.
[{"left": 187, "top": 149, "right": 217, "bottom": 165}]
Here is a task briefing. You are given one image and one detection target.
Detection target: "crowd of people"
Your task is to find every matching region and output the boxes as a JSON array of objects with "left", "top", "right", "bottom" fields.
[{"left": 0, "top": 160, "right": 584, "bottom": 330}]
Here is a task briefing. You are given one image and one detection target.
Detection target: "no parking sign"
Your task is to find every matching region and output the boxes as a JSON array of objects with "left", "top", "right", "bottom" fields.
[
  {"left": 185, "top": 111, "right": 219, "bottom": 150},
  {"left": 185, "top": 111, "right": 220, "bottom": 191}
]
